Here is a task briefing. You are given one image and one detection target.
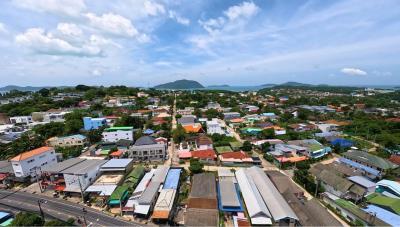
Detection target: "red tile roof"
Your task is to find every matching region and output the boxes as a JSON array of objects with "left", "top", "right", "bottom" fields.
[
  {"left": 11, "top": 146, "right": 54, "bottom": 162},
  {"left": 191, "top": 149, "right": 217, "bottom": 160},
  {"left": 220, "top": 151, "right": 250, "bottom": 159},
  {"left": 389, "top": 155, "right": 400, "bottom": 165}
]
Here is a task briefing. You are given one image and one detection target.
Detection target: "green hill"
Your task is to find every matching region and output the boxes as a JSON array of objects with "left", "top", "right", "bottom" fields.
[{"left": 154, "top": 79, "right": 204, "bottom": 89}]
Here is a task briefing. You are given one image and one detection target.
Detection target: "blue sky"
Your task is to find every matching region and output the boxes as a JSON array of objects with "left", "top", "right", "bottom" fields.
[{"left": 0, "top": 0, "right": 399, "bottom": 87}]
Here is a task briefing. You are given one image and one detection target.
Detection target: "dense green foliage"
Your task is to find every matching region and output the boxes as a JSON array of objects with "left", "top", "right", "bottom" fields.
[
  {"left": 11, "top": 212, "right": 44, "bottom": 226},
  {"left": 189, "top": 159, "right": 204, "bottom": 174}
]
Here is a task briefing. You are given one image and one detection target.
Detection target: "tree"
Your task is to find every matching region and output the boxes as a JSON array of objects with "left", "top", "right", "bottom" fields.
[
  {"left": 75, "top": 84, "right": 92, "bottom": 91},
  {"left": 38, "top": 88, "right": 50, "bottom": 97},
  {"left": 85, "top": 129, "right": 102, "bottom": 143},
  {"left": 175, "top": 114, "right": 182, "bottom": 119},
  {"left": 205, "top": 109, "right": 221, "bottom": 120},
  {"left": 189, "top": 159, "right": 204, "bottom": 174},
  {"left": 115, "top": 115, "right": 145, "bottom": 129},
  {"left": 172, "top": 125, "right": 186, "bottom": 143},
  {"left": 64, "top": 119, "right": 83, "bottom": 134},
  {"left": 242, "top": 141, "right": 252, "bottom": 152},
  {"left": 261, "top": 142, "right": 271, "bottom": 152},
  {"left": 261, "top": 128, "right": 275, "bottom": 139},
  {"left": 56, "top": 146, "right": 83, "bottom": 159},
  {"left": 44, "top": 219, "right": 74, "bottom": 226},
  {"left": 11, "top": 212, "right": 44, "bottom": 226}
]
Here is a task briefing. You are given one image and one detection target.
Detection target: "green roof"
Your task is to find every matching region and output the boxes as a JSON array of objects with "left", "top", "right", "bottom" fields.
[
  {"left": 0, "top": 218, "right": 13, "bottom": 226},
  {"left": 343, "top": 150, "right": 398, "bottom": 170},
  {"left": 334, "top": 197, "right": 390, "bottom": 226},
  {"left": 309, "top": 143, "right": 323, "bottom": 152},
  {"left": 124, "top": 165, "right": 145, "bottom": 188},
  {"left": 229, "top": 141, "right": 243, "bottom": 149},
  {"left": 109, "top": 185, "right": 129, "bottom": 201},
  {"left": 215, "top": 146, "right": 233, "bottom": 154},
  {"left": 104, "top": 126, "right": 133, "bottom": 132},
  {"left": 100, "top": 149, "right": 110, "bottom": 155},
  {"left": 367, "top": 193, "right": 400, "bottom": 214},
  {"left": 335, "top": 199, "right": 366, "bottom": 219}
]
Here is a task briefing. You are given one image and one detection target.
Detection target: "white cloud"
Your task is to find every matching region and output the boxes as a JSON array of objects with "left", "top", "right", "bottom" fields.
[
  {"left": 85, "top": 13, "right": 140, "bottom": 38},
  {"left": 91, "top": 69, "right": 102, "bottom": 76},
  {"left": 57, "top": 23, "right": 82, "bottom": 36},
  {"left": 15, "top": 28, "right": 102, "bottom": 57},
  {"left": 168, "top": 11, "right": 190, "bottom": 25},
  {"left": 12, "top": 0, "right": 86, "bottom": 17},
  {"left": 0, "top": 23, "right": 7, "bottom": 33},
  {"left": 341, "top": 67, "right": 367, "bottom": 76},
  {"left": 89, "top": 35, "right": 121, "bottom": 48},
  {"left": 193, "top": 1, "right": 260, "bottom": 49},
  {"left": 144, "top": 0, "right": 165, "bottom": 16},
  {"left": 223, "top": 1, "right": 260, "bottom": 21},
  {"left": 198, "top": 17, "right": 225, "bottom": 33}
]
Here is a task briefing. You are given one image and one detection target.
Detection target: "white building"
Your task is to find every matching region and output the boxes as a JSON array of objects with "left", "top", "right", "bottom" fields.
[
  {"left": 102, "top": 127, "right": 134, "bottom": 143},
  {"left": 43, "top": 111, "right": 70, "bottom": 122},
  {"left": 206, "top": 118, "right": 225, "bottom": 135},
  {"left": 61, "top": 159, "right": 107, "bottom": 193},
  {"left": 9, "top": 116, "right": 32, "bottom": 124},
  {"left": 46, "top": 134, "right": 87, "bottom": 147},
  {"left": 10, "top": 146, "right": 57, "bottom": 178}
]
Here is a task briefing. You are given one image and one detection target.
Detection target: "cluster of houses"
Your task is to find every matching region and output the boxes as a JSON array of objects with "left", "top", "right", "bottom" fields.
[
  {"left": 183, "top": 167, "right": 302, "bottom": 226},
  {"left": 307, "top": 149, "right": 400, "bottom": 226}
]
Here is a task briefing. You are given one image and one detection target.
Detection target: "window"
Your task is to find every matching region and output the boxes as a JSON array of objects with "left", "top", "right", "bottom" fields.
[{"left": 27, "top": 159, "right": 35, "bottom": 163}]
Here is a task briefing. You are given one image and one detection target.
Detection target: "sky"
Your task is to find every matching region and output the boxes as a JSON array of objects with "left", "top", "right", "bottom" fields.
[{"left": 0, "top": 0, "right": 399, "bottom": 87}]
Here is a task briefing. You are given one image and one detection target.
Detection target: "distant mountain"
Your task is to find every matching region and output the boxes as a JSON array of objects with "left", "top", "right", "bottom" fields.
[
  {"left": 0, "top": 85, "right": 51, "bottom": 92},
  {"left": 278, "top": 81, "right": 312, "bottom": 87},
  {"left": 260, "top": 83, "right": 276, "bottom": 87},
  {"left": 207, "top": 84, "right": 230, "bottom": 87},
  {"left": 154, "top": 79, "right": 204, "bottom": 89}
]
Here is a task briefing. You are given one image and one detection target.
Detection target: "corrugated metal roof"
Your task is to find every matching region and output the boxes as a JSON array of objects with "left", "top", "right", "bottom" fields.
[
  {"left": 219, "top": 180, "right": 240, "bottom": 208},
  {"left": 235, "top": 168, "right": 272, "bottom": 225},
  {"left": 41, "top": 158, "right": 85, "bottom": 173},
  {"left": 163, "top": 168, "right": 181, "bottom": 189},
  {"left": 85, "top": 184, "right": 117, "bottom": 196},
  {"left": 246, "top": 167, "right": 298, "bottom": 222},
  {"left": 190, "top": 173, "right": 216, "bottom": 199},
  {"left": 218, "top": 168, "right": 235, "bottom": 177},
  {"left": 348, "top": 176, "right": 376, "bottom": 189},
  {"left": 138, "top": 181, "right": 161, "bottom": 205},
  {"left": 100, "top": 158, "right": 133, "bottom": 169},
  {"left": 153, "top": 189, "right": 176, "bottom": 213},
  {"left": 61, "top": 159, "right": 107, "bottom": 175},
  {"left": 152, "top": 166, "right": 169, "bottom": 183}
]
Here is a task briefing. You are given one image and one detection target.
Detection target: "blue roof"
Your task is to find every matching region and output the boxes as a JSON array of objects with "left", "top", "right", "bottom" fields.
[
  {"left": 0, "top": 212, "right": 11, "bottom": 220},
  {"left": 217, "top": 182, "right": 243, "bottom": 212},
  {"left": 339, "top": 157, "right": 381, "bottom": 177},
  {"left": 331, "top": 138, "right": 354, "bottom": 148},
  {"left": 163, "top": 168, "right": 181, "bottom": 190},
  {"left": 363, "top": 205, "right": 400, "bottom": 226},
  {"left": 143, "top": 129, "right": 155, "bottom": 134},
  {"left": 262, "top": 113, "right": 276, "bottom": 116}
]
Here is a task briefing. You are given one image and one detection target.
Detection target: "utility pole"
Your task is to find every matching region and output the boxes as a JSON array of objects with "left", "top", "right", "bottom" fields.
[
  {"left": 32, "top": 167, "right": 43, "bottom": 193},
  {"left": 37, "top": 199, "right": 46, "bottom": 222},
  {"left": 314, "top": 180, "right": 319, "bottom": 198},
  {"left": 82, "top": 208, "right": 87, "bottom": 227},
  {"left": 78, "top": 177, "right": 85, "bottom": 202}
]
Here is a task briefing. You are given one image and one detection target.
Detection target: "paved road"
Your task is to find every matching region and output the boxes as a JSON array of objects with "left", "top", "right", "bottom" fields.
[{"left": 0, "top": 189, "right": 140, "bottom": 226}]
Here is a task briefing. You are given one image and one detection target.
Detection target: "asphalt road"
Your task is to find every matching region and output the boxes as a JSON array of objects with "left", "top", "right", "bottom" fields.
[{"left": 0, "top": 189, "right": 141, "bottom": 226}]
